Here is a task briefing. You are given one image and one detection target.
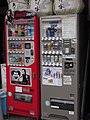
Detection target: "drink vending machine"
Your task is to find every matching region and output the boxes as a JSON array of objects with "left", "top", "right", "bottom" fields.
[
  {"left": 40, "top": 14, "right": 87, "bottom": 120},
  {"left": 5, "top": 10, "right": 40, "bottom": 118}
]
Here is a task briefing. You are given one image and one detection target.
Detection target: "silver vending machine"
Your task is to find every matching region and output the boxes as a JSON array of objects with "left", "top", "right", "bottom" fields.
[{"left": 40, "top": 14, "right": 87, "bottom": 120}]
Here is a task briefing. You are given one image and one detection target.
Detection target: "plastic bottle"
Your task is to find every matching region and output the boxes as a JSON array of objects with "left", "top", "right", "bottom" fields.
[
  {"left": 18, "top": 25, "right": 22, "bottom": 36},
  {"left": 28, "top": 25, "right": 31, "bottom": 36}
]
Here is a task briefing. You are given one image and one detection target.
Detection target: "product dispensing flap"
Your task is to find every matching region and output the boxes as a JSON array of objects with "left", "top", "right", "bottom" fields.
[
  {"left": 29, "top": 0, "right": 53, "bottom": 16},
  {"left": 53, "top": 0, "right": 84, "bottom": 14}
]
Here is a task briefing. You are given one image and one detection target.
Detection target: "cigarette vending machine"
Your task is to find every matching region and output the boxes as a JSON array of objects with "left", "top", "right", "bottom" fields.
[
  {"left": 5, "top": 10, "right": 40, "bottom": 119},
  {"left": 40, "top": 14, "right": 87, "bottom": 120}
]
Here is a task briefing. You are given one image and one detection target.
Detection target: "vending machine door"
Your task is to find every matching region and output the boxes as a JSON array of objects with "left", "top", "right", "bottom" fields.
[
  {"left": 5, "top": 10, "right": 40, "bottom": 118},
  {"left": 40, "top": 14, "right": 86, "bottom": 120}
]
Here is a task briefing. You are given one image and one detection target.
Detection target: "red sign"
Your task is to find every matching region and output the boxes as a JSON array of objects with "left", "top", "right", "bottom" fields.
[{"left": 14, "top": 11, "right": 35, "bottom": 19}]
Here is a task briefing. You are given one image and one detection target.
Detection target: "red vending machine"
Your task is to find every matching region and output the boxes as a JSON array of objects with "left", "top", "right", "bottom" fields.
[{"left": 5, "top": 10, "right": 40, "bottom": 119}]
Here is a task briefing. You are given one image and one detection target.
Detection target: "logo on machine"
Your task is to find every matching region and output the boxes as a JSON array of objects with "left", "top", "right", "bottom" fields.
[{"left": 14, "top": 11, "right": 35, "bottom": 19}]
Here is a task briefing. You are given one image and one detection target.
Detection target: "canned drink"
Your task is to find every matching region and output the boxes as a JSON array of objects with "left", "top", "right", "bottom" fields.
[
  {"left": 54, "top": 55, "right": 59, "bottom": 62},
  {"left": 9, "top": 43, "right": 12, "bottom": 50},
  {"left": 58, "top": 41, "right": 62, "bottom": 50},
  {"left": 18, "top": 43, "right": 22, "bottom": 49},
  {"left": 57, "top": 27, "right": 62, "bottom": 37},
  {"left": 43, "top": 55, "right": 47, "bottom": 63},
  {"left": 59, "top": 55, "right": 62, "bottom": 66},
  {"left": 47, "top": 55, "right": 51, "bottom": 63},
  {"left": 43, "top": 43, "right": 48, "bottom": 51},
  {"left": 53, "top": 42, "right": 58, "bottom": 51},
  {"left": 51, "top": 41, "right": 54, "bottom": 51},
  {"left": 15, "top": 43, "right": 18, "bottom": 50},
  {"left": 54, "top": 27, "right": 58, "bottom": 37},
  {"left": 59, "top": 55, "right": 62, "bottom": 64},
  {"left": 44, "top": 28, "right": 46, "bottom": 37},
  {"left": 48, "top": 43, "right": 51, "bottom": 51},
  {"left": 10, "top": 55, "right": 16, "bottom": 63},
  {"left": 12, "top": 43, "right": 15, "bottom": 49},
  {"left": 51, "top": 55, "right": 54, "bottom": 63},
  {"left": 25, "top": 25, "right": 28, "bottom": 36},
  {"left": 46, "top": 27, "right": 51, "bottom": 37},
  {"left": 25, "top": 29, "right": 28, "bottom": 36},
  {"left": 50, "top": 27, "right": 55, "bottom": 37}
]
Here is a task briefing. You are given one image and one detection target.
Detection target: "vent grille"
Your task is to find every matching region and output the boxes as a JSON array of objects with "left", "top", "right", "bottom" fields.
[{"left": 48, "top": 114, "right": 69, "bottom": 120}]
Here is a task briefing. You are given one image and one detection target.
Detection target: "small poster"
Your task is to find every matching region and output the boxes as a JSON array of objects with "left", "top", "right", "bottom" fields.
[
  {"left": 42, "top": 67, "right": 62, "bottom": 86},
  {"left": 10, "top": 67, "right": 32, "bottom": 86}
]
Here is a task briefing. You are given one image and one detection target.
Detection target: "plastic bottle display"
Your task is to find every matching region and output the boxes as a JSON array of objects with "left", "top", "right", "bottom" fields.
[
  {"left": 53, "top": 0, "right": 84, "bottom": 14},
  {"left": 8, "top": 24, "right": 34, "bottom": 37}
]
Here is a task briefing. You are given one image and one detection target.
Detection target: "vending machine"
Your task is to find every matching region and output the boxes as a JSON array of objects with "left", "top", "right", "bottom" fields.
[
  {"left": 5, "top": 10, "right": 40, "bottom": 119},
  {"left": 40, "top": 14, "right": 87, "bottom": 120}
]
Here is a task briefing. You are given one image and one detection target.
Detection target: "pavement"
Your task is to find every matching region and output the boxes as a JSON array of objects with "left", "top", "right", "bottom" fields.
[{"left": 4, "top": 114, "right": 38, "bottom": 120}]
